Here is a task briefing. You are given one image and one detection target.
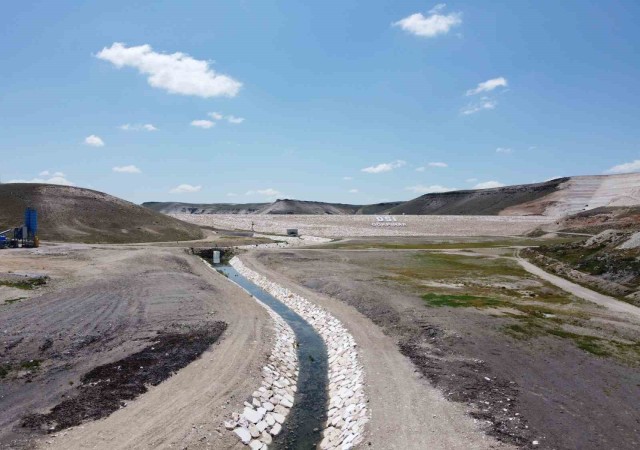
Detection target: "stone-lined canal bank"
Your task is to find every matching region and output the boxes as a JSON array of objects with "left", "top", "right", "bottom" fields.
[
  {"left": 211, "top": 263, "right": 328, "bottom": 449},
  {"left": 231, "top": 257, "right": 369, "bottom": 450}
]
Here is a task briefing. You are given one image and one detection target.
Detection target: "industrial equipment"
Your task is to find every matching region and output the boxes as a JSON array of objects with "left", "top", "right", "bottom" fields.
[{"left": 0, "top": 208, "right": 39, "bottom": 249}]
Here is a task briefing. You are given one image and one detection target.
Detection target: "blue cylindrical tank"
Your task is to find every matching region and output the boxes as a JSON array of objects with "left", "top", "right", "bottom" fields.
[{"left": 24, "top": 208, "right": 38, "bottom": 236}]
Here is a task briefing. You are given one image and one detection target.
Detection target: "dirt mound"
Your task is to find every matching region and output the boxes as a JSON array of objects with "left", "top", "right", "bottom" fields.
[
  {"left": 543, "top": 206, "right": 640, "bottom": 234},
  {"left": 584, "top": 229, "right": 629, "bottom": 247},
  {"left": 0, "top": 184, "right": 203, "bottom": 243},
  {"left": 618, "top": 232, "right": 640, "bottom": 250}
]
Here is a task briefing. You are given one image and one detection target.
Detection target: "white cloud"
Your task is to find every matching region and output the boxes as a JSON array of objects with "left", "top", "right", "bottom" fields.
[
  {"left": 362, "top": 160, "right": 406, "bottom": 174},
  {"left": 84, "top": 135, "right": 105, "bottom": 147},
  {"left": 170, "top": 184, "right": 202, "bottom": 194},
  {"left": 393, "top": 4, "right": 462, "bottom": 38},
  {"left": 227, "top": 115, "right": 245, "bottom": 124},
  {"left": 96, "top": 43, "right": 242, "bottom": 98},
  {"left": 496, "top": 147, "right": 512, "bottom": 154},
  {"left": 226, "top": 192, "right": 238, "bottom": 197},
  {"left": 39, "top": 170, "right": 66, "bottom": 177},
  {"left": 474, "top": 181, "right": 505, "bottom": 189},
  {"left": 405, "top": 184, "right": 456, "bottom": 194},
  {"left": 461, "top": 98, "right": 497, "bottom": 115},
  {"left": 7, "top": 174, "right": 75, "bottom": 186},
  {"left": 466, "top": 77, "right": 508, "bottom": 96},
  {"left": 119, "top": 123, "right": 157, "bottom": 131},
  {"left": 417, "top": 162, "right": 448, "bottom": 171},
  {"left": 349, "top": 189, "right": 359, "bottom": 193},
  {"left": 465, "top": 178, "right": 478, "bottom": 183},
  {"left": 605, "top": 159, "right": 640, "bottom": 174},
  {"left": 246, "top": 188, "right": 282, "bottom": 198},
  {"left": 343, "top": 176, "right": 353, "bottom": 181},
  {"left": 208, "top": 112, "right": 245, "bottom": 124},
  {"left": 190, "top": 119, "right": 215, "bottom": 129},
  {"left": 112, "top": 165, "right": 141, "bottom": 174}
]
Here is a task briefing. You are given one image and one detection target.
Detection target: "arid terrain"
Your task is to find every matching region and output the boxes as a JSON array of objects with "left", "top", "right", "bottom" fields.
[
  {"left": 0, "top": 242, "right": 273, "bottom": 449},
  {"left": 1, "top": 183, "right": 639, "bottom": 450},
  {"left": 243, "top": 238, "right": 640, "bottom": 449},
  {"left": 146, "top": 173, "right": 640, "bottom": 217}
]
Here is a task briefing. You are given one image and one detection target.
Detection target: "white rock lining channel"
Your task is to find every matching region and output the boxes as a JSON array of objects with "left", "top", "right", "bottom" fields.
[{"left": 227, "top": 256, "right": 369, "bottom": 450}]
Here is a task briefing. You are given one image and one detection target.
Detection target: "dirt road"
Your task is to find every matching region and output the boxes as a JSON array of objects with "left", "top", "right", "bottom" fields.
[
  {"left": 240, "top": 252, "right": 512, "bottom": 450},
  {"left": 0, "top": 245, "right": 272, "bottom": 449},
  {"left": 516, "top": 254, "right": 640, "bottom": 320}
]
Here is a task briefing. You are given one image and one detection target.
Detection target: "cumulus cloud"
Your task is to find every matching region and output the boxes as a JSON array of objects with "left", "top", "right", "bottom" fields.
[
  {"left": 461, "top": 98, "right": 497, "bottom": 115},
  {"left": 84, "top": 135, "right": 105, "bottom": 147},
  {"left": 474, "top": 181, "right": 505, "bottom": 189},
  {"left": 7, "top": 173, "right": 75, "bottom": 186},
  {"left": 349, "top": 189, "right": 359, "bottom": 193},
  {"left": 112, "top": 165, "right": 141, "bottom": 174},
  {"left": 343, "top": 176, "right": 353, "bottom": 181},
  {"left": 96, "top": 43, "right": 242, "bottom": 98},
  {"left": 362, "top": 160, "right": 406, "bottom": 174},
  {"left": 246, "top": 188, "right": 281, "bottom": 198},
  {"left": 227, "top": 115, "right": 245, "bottom": 124},
  {"left": 405, "top": 184, "right": 456, "bottom": 194},
  {"left": 39, "top": 170, "right": 66, "bottom": 177},
  {"left": 170, "top": 184, "right": 202, "bottom": 194},
  {"left": 605, "top": 160, "right": 640, "bottom": 174},
  {"left": 190, "top": 119, "right": 215, "bottom": 129},
  {"left": 496, "top": 147, "right": 512, "bottom": 154},
  {"left": 393, "top": 4, "right": 462, "bottom": 38},
  {"left": 119, "top": 123, "right": 157, "bottom": 131},
  {"left": 208, "top": 112, "right": 245, "bottom": 124},
  {"left": 466, "top": 77, "right": 508, "bottom": 96}
]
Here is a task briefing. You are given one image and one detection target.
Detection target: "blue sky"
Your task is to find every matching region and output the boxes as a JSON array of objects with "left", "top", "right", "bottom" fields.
[{"left": 1, "top": 1, "right": 639, "bottom": 204}]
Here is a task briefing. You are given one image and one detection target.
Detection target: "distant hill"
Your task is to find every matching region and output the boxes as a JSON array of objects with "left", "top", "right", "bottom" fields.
[
  {"left": 0, "top": 184, "right": 204, "bottom": 243},
  {"left": 143, "top": 173, "right": 640, "bottom": 217},
  {"left": 143, "top": 199, "right": 405, "bottom": 215},
  {"left": 387, "top": 178, "right": 569, "bottom": 215}
]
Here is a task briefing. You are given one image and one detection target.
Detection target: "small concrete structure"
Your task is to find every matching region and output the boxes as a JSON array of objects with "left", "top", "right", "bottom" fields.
[{"left": 286, "top": 229, "right": 299, "bottom": 237}]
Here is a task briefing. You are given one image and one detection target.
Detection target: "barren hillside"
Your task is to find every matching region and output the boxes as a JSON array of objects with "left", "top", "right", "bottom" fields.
[
  {"left": 0, "top": 184, "right": 204, "bottom": 243},
  {"left": 145, "top": 173, "right": 640, "bottom": 217}
]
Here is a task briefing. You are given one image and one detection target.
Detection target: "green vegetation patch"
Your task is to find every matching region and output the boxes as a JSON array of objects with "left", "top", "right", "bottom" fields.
[
  {"left": 3, "top": 297, "right": 26, "bottom": 305},
  {"left": 0, "top": 364, "right": 10, "bottom": 379},
  {"left": 0, "top": 277, "right": 47, "bottom": 290},
  {"left": 422, "top": 292, "right": 504, "bottom": 308},
  {"left": 547, "top": 329, "right": 611, "bottom": 356},
  {"left": 20, "top": 359, "right": 42, "bottom": 370}
]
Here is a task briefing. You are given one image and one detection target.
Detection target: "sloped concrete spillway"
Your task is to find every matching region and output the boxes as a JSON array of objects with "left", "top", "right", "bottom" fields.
[{"left": 217, "top": 265, "right": 328, "bottom": 449}]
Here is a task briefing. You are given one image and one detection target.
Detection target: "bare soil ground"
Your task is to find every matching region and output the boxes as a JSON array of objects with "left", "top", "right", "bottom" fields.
[
  {"left": 246, "top": 239, "right": 640, "bottom": 450},
  {"left": 0, "top": 244, "right": 272, "bottom": 449}
]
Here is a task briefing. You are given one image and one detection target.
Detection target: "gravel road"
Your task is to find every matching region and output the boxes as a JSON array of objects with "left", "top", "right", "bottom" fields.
[{"left": 516, "top": 254, "right": 640, "bottom": 320}]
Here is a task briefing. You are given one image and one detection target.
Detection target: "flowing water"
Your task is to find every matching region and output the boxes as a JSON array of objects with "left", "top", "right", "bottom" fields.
[{"left": 217, "top": 265, "right": 328, "bottom": 449}]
